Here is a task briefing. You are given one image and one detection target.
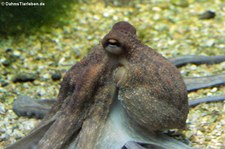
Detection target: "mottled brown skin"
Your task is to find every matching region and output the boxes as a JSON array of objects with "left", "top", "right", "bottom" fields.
[
  {"left": 12, "top": 60, "right": 225, "bottom": 119},
  {"left": 35, "top": 45, "right": 117, "bottom": 149},
  {"left": 7, "top": 22, "right": 189, "bottom": 149},
  {"left": 102, "top": 22, "right": 188, "bottom": 131}
]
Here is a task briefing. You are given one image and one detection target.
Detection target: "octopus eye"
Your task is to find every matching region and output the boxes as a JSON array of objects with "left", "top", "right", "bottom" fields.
[
  {"left": 107, "top": 39, "right": 120, "bottom": 46},
  {"left": 105, "top": 39, "right": 123, "bottom": 55}
]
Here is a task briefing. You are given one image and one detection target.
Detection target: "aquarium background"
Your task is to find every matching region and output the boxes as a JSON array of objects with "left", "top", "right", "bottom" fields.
[{"left": 0, "top": 0, "right": 225, "bottom": 148}]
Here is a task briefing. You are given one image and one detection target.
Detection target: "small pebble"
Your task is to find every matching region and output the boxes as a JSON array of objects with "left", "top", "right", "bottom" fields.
[
  {"left": 1, "top": 81, "right": 9, "bottom": 87},
  {"left": 51, "top": 72, "right": 62, "bottom": 81},
  {"left": 12, "top": 129, "right": 24, "bottom": 139},
  {"left": 199, "top": 10, "right": 216, "bottom": 20},
  {"left": 0, "top": 133, "right": 10, "bottom": 141},
  {"left": 2, "top": 60, "right": 11, "bottom": 67},
  {"left": 0, "top": 103, "right": 6, "bottom": 114},
  {"left": 12, "top": 72, "right": 37, "bottom": 83},
  {"left": 5, "top": 48, "right": 13, "bottom": 52}
]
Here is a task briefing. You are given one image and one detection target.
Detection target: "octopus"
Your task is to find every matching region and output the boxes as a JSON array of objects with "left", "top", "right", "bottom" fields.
[{"left": 7, "top": 21, "right": 225, "bottom": 149}]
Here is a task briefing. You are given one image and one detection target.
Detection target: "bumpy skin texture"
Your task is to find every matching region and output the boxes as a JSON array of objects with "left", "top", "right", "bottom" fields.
[
  {"left": 41, "top": 45, "right": 109, "bottom": 121},
  {"left": 8, "top": 22, "right": 189, "bottom": 149},
  {"left": 35, "top": 46, "right": 117, "bottom": 149},
  {"left": 102, "top": 22, "right": 188, "bottom": 131},
  {"left": 12, "top": 58, "right": 225, "bottom": 119}
]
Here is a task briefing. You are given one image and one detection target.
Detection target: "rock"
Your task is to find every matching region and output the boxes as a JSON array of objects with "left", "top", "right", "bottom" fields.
[
  {"left": 51, "top": 72, "right": 62, "bottom": 81},
  {"left": 0, "top": 133, "right": 10, "bottom": 141},
  {"left": 2, "top": 49, "right": 20, "bottom": 67},
  {"left": 1, "top": 81, "right": 9, "bottom": 87},
  {"left": 5, "top": 48, "right": 13, "bottom": 52},
  {"left": 12, "top": 72, "right": 36, "bottom": 83},
  {"left": 199, "top": 10, "right": 216, "bottom": 20},
  {"left": 172, "top": 0, "right": 189, "bottom": 7},
  {"left": 0, "top": 77, "right": 8, "bottom": 87},
  {"left": 13, "top": 129, "right": 24, "bottom": 140},
  {"left": 205, "top": 39, "right": 215, "bottom": 47},
  {"left": 2, "top": 60, "right": 12, "bottom": 67},
  {"left": 0, "top": 103, "right": 5, "bottom": 114}
]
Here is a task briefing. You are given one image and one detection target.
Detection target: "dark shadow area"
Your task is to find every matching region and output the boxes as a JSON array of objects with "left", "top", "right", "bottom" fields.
[{"left": 0, "top": 0, "right": 78, "bottom": 36}]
